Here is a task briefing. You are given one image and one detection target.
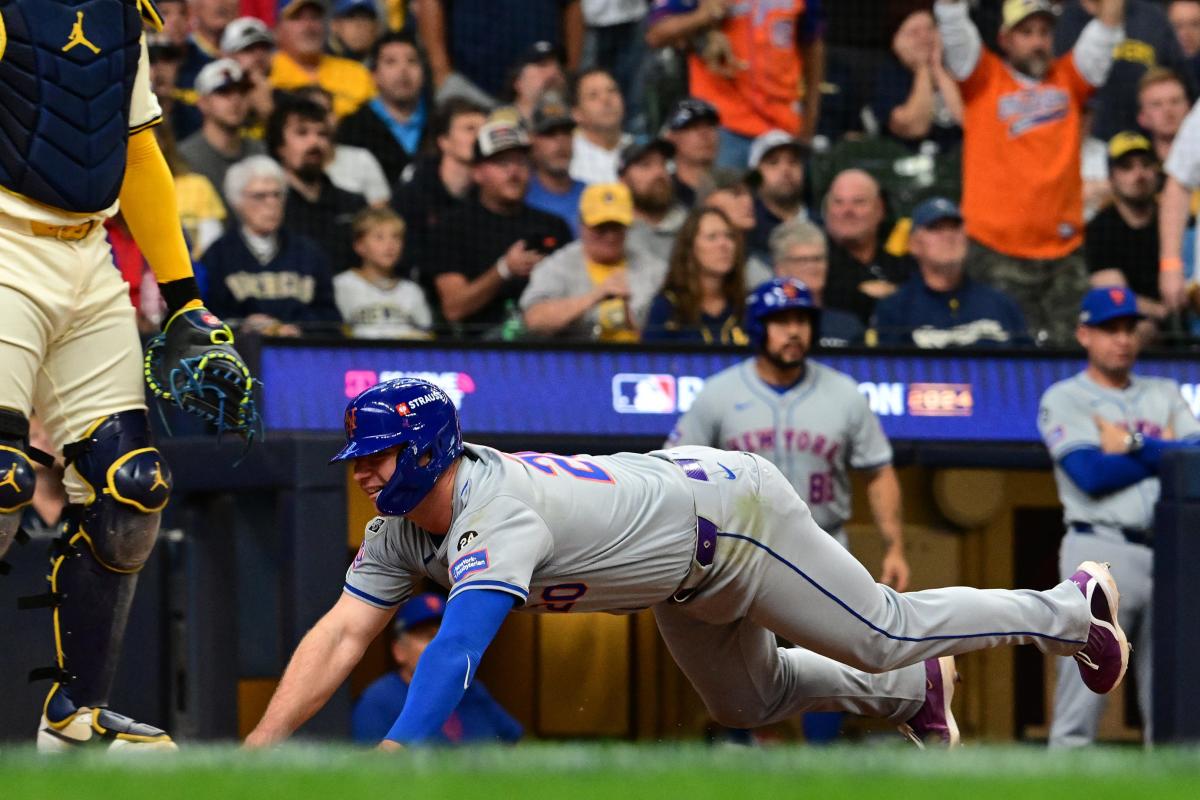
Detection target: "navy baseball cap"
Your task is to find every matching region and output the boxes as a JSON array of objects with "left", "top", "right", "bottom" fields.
[
  {"left": 617, "top": 138, "right": 676, "bottom": 174},
  {"left": 332, "top": 0, "right": 378, "bottom": 17},
  {"left": 393, "top": 593, "right": 446, "bottom": 634},
  {"left": 1079, "top": 286, "right": 1144, "bottom": 326},
  {"left": 666, "top": 98, "right": 720, "bottom": 131},
  {"left": 911, "top": 197, "right": 963, "bottom": 228},
  {"left": 515, "top": 40, "right": 564, "bottom": 69}
]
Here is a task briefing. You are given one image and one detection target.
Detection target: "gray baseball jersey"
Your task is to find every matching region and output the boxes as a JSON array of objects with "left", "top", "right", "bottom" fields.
[
  {"left": 666, "top": 358, "right": 893, "bottom": 533},
  {"left": 345, "top": 444, "right": 700, "bottom": 614},
  {"left": 343, "top": 443, "right": 1094, "bottom": 729},
  {"left": 1038, "top": 371, "right": 1200, "bottom": 530}
]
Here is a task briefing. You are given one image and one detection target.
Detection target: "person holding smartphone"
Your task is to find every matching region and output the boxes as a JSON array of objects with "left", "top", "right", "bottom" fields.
[{"left": 428, "top": 122, "right": 573, "bottom": 337}]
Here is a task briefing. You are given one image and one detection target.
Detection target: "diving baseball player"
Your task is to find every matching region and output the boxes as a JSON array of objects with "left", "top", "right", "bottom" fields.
[
  {"left": 1039, "top": 287, "right": 1200, "bottom": 748},
  {"left": 246, "top": 377, "right": 1129, "bottom": 749},
  {"left": 669, "top": 278, "right": 910, "bottom": 590},
  {"left": 0, "top": 0, "right": 256, "bottom": 750}
]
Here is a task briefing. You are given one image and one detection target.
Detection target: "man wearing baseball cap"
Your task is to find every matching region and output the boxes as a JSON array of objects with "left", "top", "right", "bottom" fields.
[
  {"left": 1039, "top": 285, "right": 1200, "bottom": 748},
  {"left": 521, "top": 183, "right": 668, "bottom": 341},
  {"left": 664, "top": 98, "right": 720, "bottom": 208},
  {"left": 620, "top": 138, "right": 688, "bottom": 264},
  {"left": 270, "top": 0, "right": 375, "bottom": 118},
  {"left": 179, "top": 59, "right": 267, "bottom": 206},
  {"left": 427, "top": 122, "right": 572, "bottom": 336},
  {"left": 220, "top": 17, "right": 276, "bottom": 130},
  {"left": 1085, "top": 132, "right": 1165, "bottom": 342},
  {"left": 935, "top": 0, "right": 1125, "bottom": 347},
  {"left": 747, "top": 129, "right": 810, "bottom": 264},
  {"left": 873, "top": 197, "right": 1028, "bottom": 348},
  {"left": 524, "top": 94, "right": 587, "bottom": 237},
  {"left": 352, "top": 593, "right": 523, "bottom": 744},
  {"left": 497, "top": 41, "right": 569, "bottom": 130},
  {"left": 329, "top": 0, "right": 383, "bottom": 63}
]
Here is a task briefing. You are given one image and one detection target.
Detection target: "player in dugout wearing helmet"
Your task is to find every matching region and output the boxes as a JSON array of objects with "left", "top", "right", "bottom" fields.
[
  {"left": 247, "top": 377, "right": 1130, "bottom": 749},
  {"left": 0, "top": 0, "right": 257, "bottom": 750}
]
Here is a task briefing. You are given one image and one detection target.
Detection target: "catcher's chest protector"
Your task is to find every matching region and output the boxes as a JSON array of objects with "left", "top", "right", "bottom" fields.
[{"left": 0, "top": 0, "right": 147, "bottom": 213}]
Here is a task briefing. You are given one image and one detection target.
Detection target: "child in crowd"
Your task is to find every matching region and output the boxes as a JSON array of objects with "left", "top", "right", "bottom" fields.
[{"left": 335, "top": 208, "right": 434, "bottom": 339}]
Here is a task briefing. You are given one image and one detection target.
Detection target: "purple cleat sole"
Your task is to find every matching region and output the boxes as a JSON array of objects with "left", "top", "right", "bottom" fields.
[
  {"left": 1068, "top": 561, "right": 1130, "bottom": 695},
  {"left": 899, "top": 655, "right": 960, "bottom": 748}
]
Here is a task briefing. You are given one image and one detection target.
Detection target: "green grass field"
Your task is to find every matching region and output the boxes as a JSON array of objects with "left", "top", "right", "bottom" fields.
[{"left": 3, "top": 743, "right": 1199, "bottom": 800}]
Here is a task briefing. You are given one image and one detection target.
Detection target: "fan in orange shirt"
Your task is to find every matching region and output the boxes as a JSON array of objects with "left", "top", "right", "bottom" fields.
[{"left": 935, "top": 0, "right": 1125, "bottom": 347}]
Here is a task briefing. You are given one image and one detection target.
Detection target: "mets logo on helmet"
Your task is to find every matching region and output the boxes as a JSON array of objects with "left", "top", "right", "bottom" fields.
[{"left": 1108, "top": 288, "right": 1127, "bottom": 305}]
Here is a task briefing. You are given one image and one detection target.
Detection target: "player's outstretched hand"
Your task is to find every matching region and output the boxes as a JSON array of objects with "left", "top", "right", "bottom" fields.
[
  {"left": 880, "top": 546, "right": 911, "bottom": 592},
  {"left": 144, "top": 306, "right": 262, "bottom": 444}
]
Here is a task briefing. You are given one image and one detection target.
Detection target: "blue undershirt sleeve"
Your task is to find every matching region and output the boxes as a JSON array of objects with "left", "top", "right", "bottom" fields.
[
  {"left": 1059, "top": 447, "right": 1154, "bottom": 496},
  {"left": 1128, "top": 436, "right": 1197, "bottom": 471},
  {"left": 384, "top": 589, "right": 515, "bottom": 744}
]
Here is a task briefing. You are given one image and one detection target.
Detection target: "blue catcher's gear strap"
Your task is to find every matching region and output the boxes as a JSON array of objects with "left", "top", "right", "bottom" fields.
[{"left": 384, "top": 589, "right": 515, "bottom": 744}]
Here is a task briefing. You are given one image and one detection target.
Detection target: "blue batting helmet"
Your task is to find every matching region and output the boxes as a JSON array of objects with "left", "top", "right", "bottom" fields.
[
  {"left": 745, "top": 277, "right": 819, "bottom": 348},
  {"left": 331, "top": 378, "right": 464, "bottom": 515}
]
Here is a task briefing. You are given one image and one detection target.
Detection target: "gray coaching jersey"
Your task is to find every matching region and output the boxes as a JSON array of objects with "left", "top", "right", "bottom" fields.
[
  {"left": 666, "top": 358, "right": 892, "bottom": 532},
  {"left": 344, "top": 444, "right": 701, "bottom": 614},
  {"left": 1038, "top": 372, "right": 1200, "bottom": 530}
]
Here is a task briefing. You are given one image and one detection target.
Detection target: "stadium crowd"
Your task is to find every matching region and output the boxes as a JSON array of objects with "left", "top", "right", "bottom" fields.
[{"left": 122, "top": 0, "right": 1200, "bottom": 347}]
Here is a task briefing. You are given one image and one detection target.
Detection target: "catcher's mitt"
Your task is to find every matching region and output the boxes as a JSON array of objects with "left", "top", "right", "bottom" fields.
[{"left": 144, "top": 307, "right": 262, "bottom": 443}]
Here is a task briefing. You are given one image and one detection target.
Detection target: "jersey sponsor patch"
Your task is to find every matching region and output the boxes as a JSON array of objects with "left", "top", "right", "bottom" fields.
[
  {"left": 457, "top": 530, "right": 478, "bottom": 551},
  {"left": 450, "top": 549, "right": 489, "bottom": 582},
  {"left": 352, "top": 542, "right": 367, "bottom": 570}
]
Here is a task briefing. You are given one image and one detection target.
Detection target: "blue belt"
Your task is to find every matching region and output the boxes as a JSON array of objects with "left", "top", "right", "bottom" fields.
[{"left": 1069, "top": 522, "right": 1152, "bottom": 548}]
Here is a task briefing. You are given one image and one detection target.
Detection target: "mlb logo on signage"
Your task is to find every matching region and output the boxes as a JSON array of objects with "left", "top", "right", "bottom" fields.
[{"left": 613, "top": 373, "right": 677, "bottom": 414}]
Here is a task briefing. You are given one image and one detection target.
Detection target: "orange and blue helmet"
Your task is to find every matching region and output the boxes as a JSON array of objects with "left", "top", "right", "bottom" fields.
[
  {"left": 745, "top": 277, "right": 819, "bottom": 349},
  {"left": 331, "top": 378, "right": 463, "bottom": 515}
]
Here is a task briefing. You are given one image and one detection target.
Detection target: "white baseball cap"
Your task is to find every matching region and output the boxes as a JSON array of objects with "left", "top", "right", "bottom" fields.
[
  {"left": 220, "top": 17, "right": 275, "bottom": 54},
  {"left": 195, "top": 59, "right": 250, "bottom": 97},
  {"left": 748, "top": 129, "right": 809, "bottom": 170}
]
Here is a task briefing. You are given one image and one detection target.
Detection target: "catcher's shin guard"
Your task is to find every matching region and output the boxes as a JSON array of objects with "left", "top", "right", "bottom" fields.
[
  {"left": 20, "top": 410, "right": 171, "bottom": 710},
  {"left": 1, "top": 408, "right": 47, "bottom": 573}
]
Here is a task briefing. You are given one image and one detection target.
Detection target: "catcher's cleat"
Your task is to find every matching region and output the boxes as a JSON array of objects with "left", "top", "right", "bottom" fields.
[
  {"left": 37, "top": 688, "right": 176, "bottom": 753},
  {"left": 898, "top": 656, "right": 960, "bottom": 749},
  {"left": 1069, "top": 561, "right": 1130, "bottom": 695}
]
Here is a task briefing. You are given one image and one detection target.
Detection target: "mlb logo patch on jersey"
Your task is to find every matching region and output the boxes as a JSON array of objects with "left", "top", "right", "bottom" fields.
[{"left": 450, "top": 549, "right": 489, "bottom": 582}]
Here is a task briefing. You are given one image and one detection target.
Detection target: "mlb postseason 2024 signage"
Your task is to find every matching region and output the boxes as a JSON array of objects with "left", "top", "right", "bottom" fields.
[{"left": 260, "top": 342, "right": 1200, "bottom": 443}]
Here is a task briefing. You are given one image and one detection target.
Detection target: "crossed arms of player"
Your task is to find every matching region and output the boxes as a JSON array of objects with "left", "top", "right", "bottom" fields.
[
  {"left": 1040, "top": 389, "right": 1200, "bottom": 496},
  {"left": 246, "top": 589, "right": 514, "bottom": 748}
]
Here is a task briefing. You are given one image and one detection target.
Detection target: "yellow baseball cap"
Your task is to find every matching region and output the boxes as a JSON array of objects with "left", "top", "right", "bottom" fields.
[
  {"left": 1001, "top": 0, "right": 1056, "bottom": 31},
  {"left": 579, "top": 183, "right": 633, "bottom": 227},
  {"left": 1107, "top": 131, "right": 1154, "bottom": 162}
]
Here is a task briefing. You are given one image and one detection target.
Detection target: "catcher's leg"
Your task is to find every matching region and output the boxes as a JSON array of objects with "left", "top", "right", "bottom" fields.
[
  {"left": 26, "top": 241, "right": 176, "bottom": 750},
  {"left": 23, "top": 410, "right": 176, "bottom": 751},
  {"left": 0, "top": 408, "right": 39, "bottom": 572}
]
